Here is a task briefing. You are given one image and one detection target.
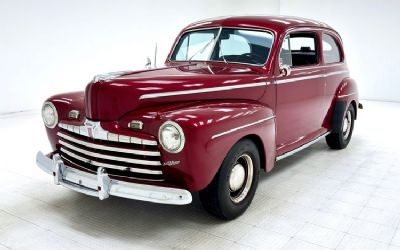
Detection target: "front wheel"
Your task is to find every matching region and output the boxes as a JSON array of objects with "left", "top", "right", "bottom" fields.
[
  {"left": 199, "top": 139, "right": 260, "bottom": 220},
  {"left": 326, "top": 104, "right": 355, "bottom": 149}
]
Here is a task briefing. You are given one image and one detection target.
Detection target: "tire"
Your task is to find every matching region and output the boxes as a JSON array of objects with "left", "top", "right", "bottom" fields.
[
  {"left": 199, "top": 139, "right": 260, "bottom": 220},
  {"left": 326, "top": 104, "right": 355, "bottom": 149}
]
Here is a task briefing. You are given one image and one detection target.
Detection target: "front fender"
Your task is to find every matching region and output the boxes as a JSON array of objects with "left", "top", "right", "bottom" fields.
[{"left": 138, "top": 100, "right": 276, "bottom": 192}]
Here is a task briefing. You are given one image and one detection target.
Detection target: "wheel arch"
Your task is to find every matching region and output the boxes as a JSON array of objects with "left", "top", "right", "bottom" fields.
[
  {"left": 239, "top": 134, "right": 267, "bottom": 171},
  {"left": 350, "top": 100, "right": 357, "bottom": 120}
]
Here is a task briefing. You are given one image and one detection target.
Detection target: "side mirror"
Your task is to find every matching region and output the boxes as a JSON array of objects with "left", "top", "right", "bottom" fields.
[
  {"left": 145, "top": 57, "right": 152, "bottom": 69},
  {"left": 280, "top": 64, "right": 291, "bottom": 77}
]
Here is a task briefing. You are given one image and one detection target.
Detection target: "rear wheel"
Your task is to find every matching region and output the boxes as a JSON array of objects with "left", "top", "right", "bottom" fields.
[
  {"left": 199, "top": 139, "right": 260, "bottom": 220},
  {"left": 326, "top": 104, "right": 355, "bottom": 149}
]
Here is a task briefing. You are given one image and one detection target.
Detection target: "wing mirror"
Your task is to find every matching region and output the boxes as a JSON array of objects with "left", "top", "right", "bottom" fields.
[{"left": 280, "top": 64, "right": 291, "bottom": 77}]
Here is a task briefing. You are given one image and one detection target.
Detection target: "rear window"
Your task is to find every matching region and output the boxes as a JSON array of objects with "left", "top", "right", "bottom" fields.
[{"left": 322, "top": 33, "right": 342, "bottom": 64}]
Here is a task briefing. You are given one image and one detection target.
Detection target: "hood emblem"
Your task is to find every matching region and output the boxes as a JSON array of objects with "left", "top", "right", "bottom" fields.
[{"left": 93, "top": 70, "right": 131, "bottom": 82}]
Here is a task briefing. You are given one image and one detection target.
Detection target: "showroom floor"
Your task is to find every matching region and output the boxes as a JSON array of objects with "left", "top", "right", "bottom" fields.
[{"left": 0, "top": 100, "right": 399, "bottom": 250}]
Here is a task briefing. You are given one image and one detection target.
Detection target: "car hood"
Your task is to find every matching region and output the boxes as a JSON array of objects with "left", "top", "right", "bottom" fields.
[{"left": 85, "top": 63, "right": 269, "bottom": 121}]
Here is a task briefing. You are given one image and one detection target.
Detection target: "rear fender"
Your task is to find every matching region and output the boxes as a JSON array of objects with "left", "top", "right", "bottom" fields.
[{"left": 335, "top": 77, "right": 359, "bottom": 119}]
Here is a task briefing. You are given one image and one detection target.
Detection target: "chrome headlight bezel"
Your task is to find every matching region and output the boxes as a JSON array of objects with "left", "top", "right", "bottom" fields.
[
  {"left": 41, "top": 101, "right": 58, "bottom": 128},
  {"left": 158, "top": 121, "right": 185, "bottom": 153}
]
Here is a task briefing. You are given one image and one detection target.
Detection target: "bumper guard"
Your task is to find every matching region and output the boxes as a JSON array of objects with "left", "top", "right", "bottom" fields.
[{"left": 36, "top": 151, "right": 192, "bottom": 205}]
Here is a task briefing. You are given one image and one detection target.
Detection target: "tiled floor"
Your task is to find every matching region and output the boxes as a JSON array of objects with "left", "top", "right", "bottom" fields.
[{"left": 0, "top": 100, "right": 400, "bottom": 250}]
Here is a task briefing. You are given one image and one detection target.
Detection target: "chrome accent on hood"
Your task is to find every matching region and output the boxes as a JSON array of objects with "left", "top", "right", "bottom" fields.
[
  {"left": 93, "top": 70, "right": 131, "bottom": 82},
  {"left": 139, "top": 82, "right": 269, "bottom": 100}
]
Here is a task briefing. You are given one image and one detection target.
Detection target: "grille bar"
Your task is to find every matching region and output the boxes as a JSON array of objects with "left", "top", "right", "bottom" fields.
[
  {"left": 59, "top": 140, "right": 161, "bottom": 166},
  {"left": 57, "top": 132, "right": 160, "bottom": 156},
  {"left": 60, "top": 148, "right": 163, "bottom": 175},
  {"left": 58, "top": 121, "right": 158, "bottom": 146}
]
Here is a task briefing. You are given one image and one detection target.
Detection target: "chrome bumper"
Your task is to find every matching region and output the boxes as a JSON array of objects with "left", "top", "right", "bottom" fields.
[{"left": 35, "top": 151, "right": 192, "bottom": 205}]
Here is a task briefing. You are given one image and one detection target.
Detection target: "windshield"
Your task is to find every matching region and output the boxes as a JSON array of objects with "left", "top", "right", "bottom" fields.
[{"left": 170, "top": 28, "right": 274, "bottom": 66}]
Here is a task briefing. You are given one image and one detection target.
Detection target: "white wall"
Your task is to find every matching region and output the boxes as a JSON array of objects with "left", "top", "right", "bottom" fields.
[
  {"left": 5, "top": 0, "right": 400, "bottom": 114},
  {"left": 0, "top": 0, "right": 279, "bottom": 114},
  {"left": 280, "top": 0, "right": 400, "bottom": 102}
]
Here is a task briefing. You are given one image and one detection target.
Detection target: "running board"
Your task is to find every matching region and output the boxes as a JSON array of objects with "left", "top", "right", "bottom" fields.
[{"left": 276, "top": 131, "right": 331, "bottom": 161}]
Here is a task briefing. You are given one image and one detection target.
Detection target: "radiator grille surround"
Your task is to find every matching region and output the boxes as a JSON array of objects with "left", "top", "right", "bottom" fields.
[{"left": 57, "top": 124, "right": 164, "bottom": 182}]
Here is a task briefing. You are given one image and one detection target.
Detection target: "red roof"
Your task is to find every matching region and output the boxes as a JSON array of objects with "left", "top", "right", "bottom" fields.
[{"left": 184, "top": 15, "right": 332, "bottom": 33}]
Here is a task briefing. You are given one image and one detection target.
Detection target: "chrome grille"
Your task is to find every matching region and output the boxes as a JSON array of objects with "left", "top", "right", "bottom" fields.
[{"left": 57, "top": 129, "right": 163, "bottom": 181}]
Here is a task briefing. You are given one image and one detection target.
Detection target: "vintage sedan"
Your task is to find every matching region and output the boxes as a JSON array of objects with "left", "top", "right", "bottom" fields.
[{"left": 37, "top": 16, "right": 360, "bottom": 219}]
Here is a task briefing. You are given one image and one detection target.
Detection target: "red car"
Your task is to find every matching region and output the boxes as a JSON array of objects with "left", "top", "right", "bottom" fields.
[{"left": 37, "top": 16, "right": 360, "bottom": 219}]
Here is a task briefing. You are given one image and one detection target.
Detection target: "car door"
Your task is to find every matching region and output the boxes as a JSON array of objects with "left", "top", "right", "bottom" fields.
[
  {"left": 321, "top": 32, "right": 349, "bottom": 128},
  {"left": 275, "top": 30, "right": 326, "bottom": 155}
]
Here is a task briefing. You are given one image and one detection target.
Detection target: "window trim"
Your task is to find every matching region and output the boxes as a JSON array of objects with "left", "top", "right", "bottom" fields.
[
  {"left": 278, "top": 30, "right": 321, "bottom": 70},
  {"left": 322, "top": 32, "right": 344, "bottom": 65},
  {"left": 168, "top": 26, "right": 275, "bottom": 67}
]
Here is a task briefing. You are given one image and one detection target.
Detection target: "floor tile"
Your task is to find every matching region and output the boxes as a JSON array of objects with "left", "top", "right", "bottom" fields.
[
  {"left": 295, "top": 223, "right": 345, "bottom": 249},
  {"left": 0, "top": 101, "right": 399, "bottom": 249}
]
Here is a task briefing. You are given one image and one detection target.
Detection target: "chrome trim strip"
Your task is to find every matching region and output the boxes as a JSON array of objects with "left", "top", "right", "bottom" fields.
[
  {"left": 291, "top": 63, "right": 343, "bottom": 71},
  {"left": 60, "top": 148, "right": 163, "bottom": 175},
  {"left": 338, "top": 92, "right": 356, "bottom": 98},
  {"left": 59, "top": 120, "right": 158, "bottom": 146},
  {"left": 140, "top": 82, "right": 268, "bottom": 100},
  {"left": 211, "top": 116, "right": 275, "bottom": 139},
  {"left": 275, "top": 70, "right": 349, "bottom": 85},
  {"left": 59, "top": 140, "right": 162, "bottom": 166},
  {"left": 325, "top": 70, "right": 349, "bottom": 77},
  {"left": 276, "top": 131, "right": 331, "bottom": 161},
  {"left": 36, "top": 151, "right": 191, "bottom": 205},
  {"left": 58, "top": 132, "right": 160, "bottom": 157},
  {"left": 276, "top": 74, "right": 324, "bottom": 84}
]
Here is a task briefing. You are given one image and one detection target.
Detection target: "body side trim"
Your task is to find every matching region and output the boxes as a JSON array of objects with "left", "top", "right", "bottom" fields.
[
  {"left": 337, "top": 92, "right": 356, "bottom": 98},
  {"left": 211, "top": 116, "right": 275, "bottom": 139},
  {"left": 275, "top": 70, "right": 348, "bottom": 85},
  {"left": 276, "top": 131, "right": 331, "bottom": 161}
]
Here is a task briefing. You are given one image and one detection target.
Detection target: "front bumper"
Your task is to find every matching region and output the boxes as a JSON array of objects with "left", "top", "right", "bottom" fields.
[{"left": 35, "top": 151, "right": 192, "bottom": 205}]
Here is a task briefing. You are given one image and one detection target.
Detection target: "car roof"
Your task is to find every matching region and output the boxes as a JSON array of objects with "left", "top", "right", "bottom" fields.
[{"left": 183, "top": 15, "right": 334, "bottom": 33}]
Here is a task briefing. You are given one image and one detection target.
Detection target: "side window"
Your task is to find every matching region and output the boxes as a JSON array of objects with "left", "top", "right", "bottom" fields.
[
  {"left": 280, "top": 36, "right": 292, "bottom": 66},
  {"left": 279, "top": 32, "right": 318, "bottom": 67},
  {"left": 322, "top": 33, "right": 342, "bottom": 64}
]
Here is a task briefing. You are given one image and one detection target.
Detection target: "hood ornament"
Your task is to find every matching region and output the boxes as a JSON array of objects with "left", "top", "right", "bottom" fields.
[{"left": 93, "top": 70, "right": 131, "bottom": 82}]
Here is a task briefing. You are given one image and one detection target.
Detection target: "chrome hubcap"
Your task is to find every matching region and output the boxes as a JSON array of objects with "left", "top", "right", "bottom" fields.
[
  {"left": 229, "top": 154, "right": 253, "bottom": 203},
  {"left": 342, "top": 110, "right": 352, "bottom": 140},
  {"left": 229, "top": 164, "right": 246, "bottom": 192}
]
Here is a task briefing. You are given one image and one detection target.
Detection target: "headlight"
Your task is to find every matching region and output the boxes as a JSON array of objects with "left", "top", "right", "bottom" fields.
[
  {"left": 41, "top": 101, "right": 58, "bottom": 128},
  {"left": 158, "top": 121, "right": 185, "bottom": 153}
]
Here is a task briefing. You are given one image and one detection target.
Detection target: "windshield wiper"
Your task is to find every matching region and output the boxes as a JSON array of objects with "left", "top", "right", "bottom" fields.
[{"left": 188, "top": 36, "right": 217, "bottom": 63}]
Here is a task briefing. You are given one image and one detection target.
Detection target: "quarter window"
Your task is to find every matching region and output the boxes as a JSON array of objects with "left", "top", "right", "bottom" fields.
[
  {"left": 279, "top": 32, "right": 319, "bottom": 67},
  {"left": 322, "top": 33, "right": 342, "bottom": 64}
]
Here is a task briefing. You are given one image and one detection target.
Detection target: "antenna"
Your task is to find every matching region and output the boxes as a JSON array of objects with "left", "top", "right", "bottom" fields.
[{"left": 154, "top": 43, "right": 158, "bottom": 68}]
